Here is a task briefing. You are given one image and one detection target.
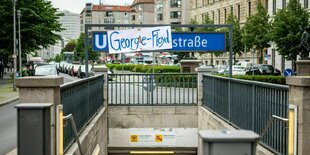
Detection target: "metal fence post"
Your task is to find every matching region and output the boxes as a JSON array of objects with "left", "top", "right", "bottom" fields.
[
  {"left": 252, "top": 84, "right": 255, "bottom": 131},
  {"left": 228, "top": 79, "right": 231, "bottom": 121}
]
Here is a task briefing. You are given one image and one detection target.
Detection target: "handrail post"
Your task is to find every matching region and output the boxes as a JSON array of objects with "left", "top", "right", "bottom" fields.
[{"left": 63, "top": 114, "right": 84, "bottom": 155}]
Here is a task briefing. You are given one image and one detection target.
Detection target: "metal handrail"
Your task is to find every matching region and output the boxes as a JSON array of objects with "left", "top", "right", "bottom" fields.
[
  {"left": 63, "top": 114, "right": 84, "bottom": 155},
  {"left": 260, "top": 115, "right": 289, "bottom": 142}
]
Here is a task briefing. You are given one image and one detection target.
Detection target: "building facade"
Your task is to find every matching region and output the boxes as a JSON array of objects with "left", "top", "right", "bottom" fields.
[
  {"left": 154, "top": 0, "right": 191, "bottom": 25},
  {"left": 80, "top": 3, "right": 132, "bottom": 33},
  {"left": 130, "top": 0, "right": 155, "bottom": 24},
  {"left": 37, "top": 10, "right": 80, "bottom": 60}
]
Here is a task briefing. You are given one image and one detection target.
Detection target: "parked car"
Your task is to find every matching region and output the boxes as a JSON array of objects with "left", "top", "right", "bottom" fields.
[
  {"left": 223, "top": 66, "right": 247, "bottom": 76},
  {"left": 211, "top": 65, "right": 227, "bottom": 74},
  {"left": 246, "top": 64, "right": 281, "bottom": 76},
  {"left": 78, "top": 65, "right": 94, "bottom": 78},
  {"left": 70, "top": 64, "right": 81, "bottom": 76},
  {"left": 34, "top": 64, "right": 58, "bottom": 76}
]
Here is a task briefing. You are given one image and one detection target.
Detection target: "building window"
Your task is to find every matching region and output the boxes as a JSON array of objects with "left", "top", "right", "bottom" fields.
[
  {"left": 265, "top": 0, "right": 269, "bottom": 10},
  {"left": 139, "top": 13, "right": 143, "bottom": 20},
  {"left": 106, "top": 11, "right": 113, "bottom": 17},
  {"left": 218, "top": 10, "right": 220, "bottom": 24},
  {"left": 273, "top": 0, "right": 276, "bottom": 14},
  {"left": 305, "top": 0, "right": 308, "bottom": 8},
  {"left": 237, "top": 4, "right": 240, "bottom": 21},
  {"left": 248, "top": 1, "right": 251, "bottom": 16},
  {"left": 230, "top": 6, "right": 233, "bottom": 15},
  {"left": 132, "top": 15, "right": 136, "bottom": 21},
  {"left": 170, "top": 11, "right": 181, "bottom": 19},
  {"left": 224, "top": 8, "right": 226, "bottom": 23},
  {"left": 212, "top": 11, "right": 214, "bottom": 21},
  {"left": 157, "top": 2, "right": 163, "bottom": 11},
  {"left": 104, "top": 19, "right": 115, "bottom": 23},
  {"left": 157, "top": 14, "right": 163, "bottom": 21},
  {"left": 138, "top": 4, "right": 143, "bottom": 11},
  {"left": 170, "top": 0, "right": 181, "bottom": 8},
  {"left": 282, "top": 0, "right": 286, "bottom": 9}
]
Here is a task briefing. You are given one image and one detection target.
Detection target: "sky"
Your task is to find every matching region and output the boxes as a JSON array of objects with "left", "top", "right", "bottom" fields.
[{"left": 50, "top": 0, "right": 134, "bottom": 14}]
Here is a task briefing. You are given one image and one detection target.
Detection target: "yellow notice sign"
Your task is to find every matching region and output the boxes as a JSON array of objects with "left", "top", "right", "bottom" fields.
[
  {"left": 130, "top": 135, "right": 138, "bottom": 142},
  {"left": 155, "top": 134, "right": 163, "bottom": 142}
]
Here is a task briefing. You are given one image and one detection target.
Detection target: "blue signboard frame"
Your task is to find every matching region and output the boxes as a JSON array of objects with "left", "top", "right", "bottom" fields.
[{"left": 92, "top": 31, "right": 226, "bottom": 52}]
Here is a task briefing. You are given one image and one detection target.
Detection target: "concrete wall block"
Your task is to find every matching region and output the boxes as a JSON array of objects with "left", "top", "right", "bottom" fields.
[
  {"left": 179, "top": 115, "right": 198, "bottom": 128},
  {"left": 142, "top": 114, "right": 162, "bottom": 127},
  {"left": 198, "top": 106, "right": 274, "bottom": 155},
  {"left": 161, "top": 115, "right": 181, "bottom": 127},
  {"left": 152, "top": 106, "right": 176, "bottom": 114},
  {"left": 108, "top": 106, "right": 130, "bottom": 115},
  {"left": 176, "top": 106, "right": 198, "bottom": 114},
  {"left": 19, "top": 88, "right": 55, "bottom": 103},
  {"left": 129, "top": 106, "right": 153, "bottom": 114},
  {"left": 108, "top": 115, "right": 143, "bottom": 128}
]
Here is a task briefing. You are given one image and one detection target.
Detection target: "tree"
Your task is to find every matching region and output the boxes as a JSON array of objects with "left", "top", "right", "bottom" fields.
[
  {"left": 226, "top": 14, "right": 244, "bottom": 64},
  {"left": 62, "top": 40, "right": 76, "bottom": 52},
  {"left": 0, "top": 0, "right": 63, "bottom": 59},
  {"left": 54, "top": 54, "right": 63, "bottom": 62},
  {"left": 75, "top": 33, "right": 100, "bottom": 62},
  {"left": 270, "top": 0, "right": 309, "bottom": 69},
  {"left": 242, "top": 1, "right": 271, "bottom": 63}
]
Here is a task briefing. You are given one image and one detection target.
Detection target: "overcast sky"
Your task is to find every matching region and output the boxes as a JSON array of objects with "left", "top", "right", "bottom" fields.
[{"left": 49, "top": 0, "right": 134, "bottom": 14}]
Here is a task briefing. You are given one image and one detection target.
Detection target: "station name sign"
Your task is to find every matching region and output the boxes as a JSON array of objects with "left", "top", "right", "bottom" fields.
[{"left": 93, "top": 28, "right": 225, "bottom": 53}]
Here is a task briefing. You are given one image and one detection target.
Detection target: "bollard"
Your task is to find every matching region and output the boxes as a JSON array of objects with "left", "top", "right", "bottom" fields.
[
  {"left": 15, "top": 103, "right": 53, "bottom": 155},
  {"left": 199, "top": 130, "right": 260, "bottom": 155}
]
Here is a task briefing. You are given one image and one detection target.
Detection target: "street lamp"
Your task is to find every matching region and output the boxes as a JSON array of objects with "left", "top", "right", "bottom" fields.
[
  {"left": 17, "top": 10, "right": 21, "bottom": 77},
  {"left": 12, "top": 0, "right": 17, "bottom": 91}
]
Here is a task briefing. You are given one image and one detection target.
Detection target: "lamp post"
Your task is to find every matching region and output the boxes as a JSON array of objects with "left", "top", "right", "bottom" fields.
[
  {"left": 17, "top": 10, "right": 21, "bottom": 77},
  {"left": 12, "top": 0, "right": 17, "bottom": 91}
]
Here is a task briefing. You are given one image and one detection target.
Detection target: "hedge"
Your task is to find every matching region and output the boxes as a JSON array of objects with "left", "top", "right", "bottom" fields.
[
  {"left": 106, "top": 64, "right": 180, "bottom": 73},
  {"left": 230, "top": 75, "right": 286, "bottom": 85},
  {"left": 155, "top": 75, "right": 197, "bottom": 88}
]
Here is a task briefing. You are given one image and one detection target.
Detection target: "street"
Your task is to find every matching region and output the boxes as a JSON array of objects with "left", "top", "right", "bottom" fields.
[{"left": 0, "top": 73, "right": 78, "bottom": 155}]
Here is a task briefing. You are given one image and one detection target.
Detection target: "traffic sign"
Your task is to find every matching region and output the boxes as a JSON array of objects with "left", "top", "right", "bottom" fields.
[
  {"left": 284, "top": 68, "right": 294, "bottom": 77},
  {"left": 130, "top": 135, "right": 138, "bottom": 142}
]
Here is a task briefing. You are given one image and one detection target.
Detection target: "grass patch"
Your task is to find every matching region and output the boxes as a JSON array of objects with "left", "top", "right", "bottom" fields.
[{"left": 0, "top": 80, "right": 17, "bottom": 102}]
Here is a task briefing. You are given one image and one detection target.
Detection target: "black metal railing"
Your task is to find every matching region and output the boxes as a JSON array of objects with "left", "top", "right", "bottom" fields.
[
  {"left": 108, "top": 73, "right": 197, "bottom": 105},
  {"left": 61, "top": 74, "right": 104, "bottom": 150},
  {"left": 203, "top": 75, "right": 288, "bottom": 155}
]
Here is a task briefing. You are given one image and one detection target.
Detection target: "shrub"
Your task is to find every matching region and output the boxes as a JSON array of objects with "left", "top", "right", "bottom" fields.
[
  {"left": 232, "top": 75, "right": 286, "bottom": 85},
  {"left": 106, "top": 64, "right": 181, "bottom": 73}
]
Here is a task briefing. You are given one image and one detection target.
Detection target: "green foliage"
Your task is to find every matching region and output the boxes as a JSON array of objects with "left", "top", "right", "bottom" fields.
[
  {"left": 242, "top": 1, "right": 271, "bottom": 63},
  {"left": 155, "top": 75, "right": 197, "bottom": 88},
  {"left": 54, "top": 54, "right": 63, "bottom": 62},
  {"left": 62, "top": 39, "right": 76, "bottom": 53},
  {"left": 0, "top": 0, "right": 63, "bottom": 58},
  {"left": 106, "top": 64, "right": 181, "bottom": 73},
  {"left": 226, "top": 14, "right": 244, "bottom": 62},
  {"left": 75, "top": 33, "right": 100, "bottom": 62},
  {"left": 270, "top": 0, "right": 309, "bottom": 62},
  {"left": 227, "top": 75, "right": 286, "bottom": 85}
]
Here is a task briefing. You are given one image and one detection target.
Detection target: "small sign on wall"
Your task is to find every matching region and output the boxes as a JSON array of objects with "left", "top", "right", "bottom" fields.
[{"left": 129, "top": 129, "right": 176, "bottom": 146}]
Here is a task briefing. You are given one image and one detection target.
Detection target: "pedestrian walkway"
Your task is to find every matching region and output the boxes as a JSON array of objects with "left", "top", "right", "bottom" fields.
[{"left": 0, "top": 71, "right": 19, "bottom": 107}]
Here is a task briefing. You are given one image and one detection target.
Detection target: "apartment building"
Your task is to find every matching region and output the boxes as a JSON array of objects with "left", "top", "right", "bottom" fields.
[
  {"left": 130, "top": 0, "right": 155, "bottom": 24},
  {"left": 154, "top": 0, "right": 191, "bottom": 25},
  {"left": 80, "top": 3, "right": 132, "bottom": 32}
]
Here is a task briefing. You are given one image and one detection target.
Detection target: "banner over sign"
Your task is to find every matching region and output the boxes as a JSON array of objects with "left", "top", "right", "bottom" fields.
[
  {"left": 93, "top": 32, "right": 225, "bottom": 52},
  {"left": 106, "top": 26, "right": 172, "bottom": 53}
]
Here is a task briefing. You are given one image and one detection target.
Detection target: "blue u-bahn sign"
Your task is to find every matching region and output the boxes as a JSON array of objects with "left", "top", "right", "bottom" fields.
[{"left": 92, "top": 31, "right": 225, "bottom": 52}]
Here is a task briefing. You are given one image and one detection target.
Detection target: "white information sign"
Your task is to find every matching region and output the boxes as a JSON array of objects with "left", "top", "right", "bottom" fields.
[
  {"left": 129, "top": 128, "right": 176, "bottom": 146},
  {"left": 107, "top": 26, "right": 172, "bottom": 53}
]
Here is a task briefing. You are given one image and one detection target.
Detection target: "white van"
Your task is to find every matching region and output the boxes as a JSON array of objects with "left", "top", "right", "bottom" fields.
[{"left": 235, "top": 62, "right": 254, "bottom": 69}]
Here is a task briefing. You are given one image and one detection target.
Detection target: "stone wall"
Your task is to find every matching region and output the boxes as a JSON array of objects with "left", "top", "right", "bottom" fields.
[
  {"left": 65, "top": 107, "right": 108, "bottom": 155},
  {"left": 198, "top": 107, "right": 275, "bottom": 155},
  {"left": 108, "top": 106, "right": 198, "bottom": 128}
]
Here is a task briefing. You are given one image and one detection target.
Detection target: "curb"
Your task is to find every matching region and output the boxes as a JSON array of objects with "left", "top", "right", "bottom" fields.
[{"left": 0, "top": 97, "right": 19, "bottom": 107}]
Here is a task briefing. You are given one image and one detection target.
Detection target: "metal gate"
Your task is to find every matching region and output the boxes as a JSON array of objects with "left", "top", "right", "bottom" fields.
[{"left": 108, "top": 73, "right": 197, "bottom": 105}]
